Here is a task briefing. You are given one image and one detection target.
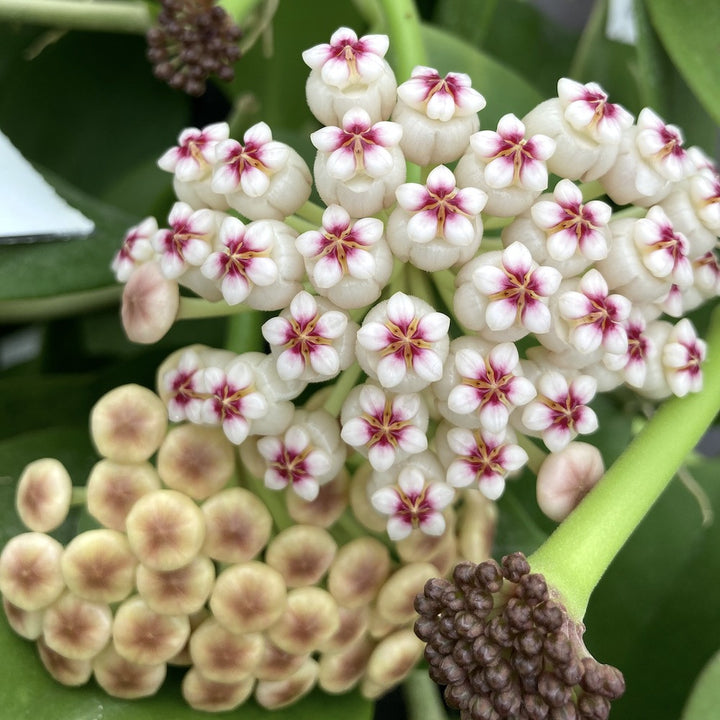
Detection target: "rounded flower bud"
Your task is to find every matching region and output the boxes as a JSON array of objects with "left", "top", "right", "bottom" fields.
[
  {"left": 3, "top": 597, "right": 43, "bottom": 640},
  {"left": 318, "top": 635, "right": 375, "bottom": 693},
  {"left": 92, "top": 644, "right": 166, "bottom": 699},
  {"left": 319, "top": 604, "right": 370, "bottom": 653},
  {"left": 327, "top": 537, "right": 391, "bottom": 608},
  {"left": 375, "top": 562, "right": 438, "bottom": 625},
  {"left": 136, "top": 555, "right": 215, "bottom": 615},
  {"left": 264, "top": 525, "right": 337, "bottom": 587},
  {"left": 15, "top": 458, "right": 72, "bottom": 533},
  {"left": 285, "top": 468, "right": 349, "bottom": 528},
  {"left": 43, "top": 592, "right": 113, "bottom": 660},
  {"left": 181, "top": 666, "right": 254, "bottom": 712},
  {"left": 37, "top": 636, "right": 93, "bottom": 687},
  {"left": 256, "top": 659, "right": 319, "bottom": 710},
  {"left": 360, "top": 628, "right": 425, "bottom": 699},
  {"left": 255, "top": 637, "right": 309, "bottom": 681}
]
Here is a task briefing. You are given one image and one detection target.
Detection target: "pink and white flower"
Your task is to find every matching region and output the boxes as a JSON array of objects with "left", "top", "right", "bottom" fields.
[
  {"left": 690, "top": 172, "right": 720, "bottom": 234},
  {"left": 159, "top": 347, "right": 205, "bottom": 422},
  {"left": 558, "top": 269, "right": 631, "bottom": 354},
  {"left": 468, "top": 241, "right": 562, "bottom": 336},
  {"left": 158, "top": 122, "right": 229, "bottom": 182},
  {"left": 604, "top": 311, "right": 655, "bottom": 388},
  {"left": 261, "top": 291, "right": 353, "bottom": 382},
  {"left": 112, "top": 217, "right": 158, "bottom": 283},
  {"left": 200, "top": 215, "right": 277, "bottom": 306},
  {"left": 370, "top": 465, "right": 454, "bottom": 541},
  {"left": 302, "top": 28, "right": 397, "bottom": 125},
  {"left": 257, "top": 424, "right": 333, "bottom": 501},
  {"left": 530, "top": 179, "right": 611, "bottom": 262},
  {"left": 196, "top": 358, "right": 270, "bottom": 445},
  {"left": 522, "top": 372, "right": 598, "bottom": 452},
  {"left": 443, "top": 426, "right": 528, "bottom": 500},
  {"left": 635, "top": 108, "right": 692, "bottom": 183},
  {"left": 151, "top": 202, "right": 215, "bottom": 279},
  {"left": 356, "top": 292, "right": 450, "bottom": 393},
  {"left": 212, "top": 122, "right": 312, "bottom": 220},
  {"left": 387, "top": 165, "right": 487, "bottom": 270},
  {"left": 442, "top": 341, "right": 536, "bottom": 432},
  {"left": 662, "top": 318, "right": 706, "bottom": 397},
  {"left": 295, "top": 205, "right": 392, "bottom": 308},
  {"left": 340, "top": 383, "right": 428, "bottom": 472}
]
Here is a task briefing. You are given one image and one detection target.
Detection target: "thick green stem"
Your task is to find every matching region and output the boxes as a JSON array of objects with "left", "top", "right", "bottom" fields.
[
  {"left": 403, "top": 668, "right": 449, "bottom": 720},
  {"left": 323, "top": 363, "right": 364, "bottom": 417},
  {"left": 0, "top": 0, "right": 152, "bottom": 33},
  {"left": 529, "top": 306, "right": 720, "bottom": 620},
  {"left": 224, "top": 309, "right": 265, "bottom": 354},
  {"left": 378, "top": 0, "right": 426, "bottom": 81},
  {"left": 0, "top": 286, "right": 121, "bottom": 323},
  {"left": 243, "top": 473, "right": 294, "bottom": 533},
  {"left": 177, "top": 297, "right": 252, "bottom": 320},
  {"left": 294, "top": 200, "right": 326, "bottom": 227}
]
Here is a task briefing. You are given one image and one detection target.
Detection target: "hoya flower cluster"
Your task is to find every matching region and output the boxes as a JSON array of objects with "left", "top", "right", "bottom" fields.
[{"left": 3, "top": 25, "right": 718, "bottom": 716}]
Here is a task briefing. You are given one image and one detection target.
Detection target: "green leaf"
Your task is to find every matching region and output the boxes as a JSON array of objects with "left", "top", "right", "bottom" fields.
[
  {"left": 0, "top": 170, "right": 136, "bottom": 303},
  {"left": 682, "top": 648, "right": 720, "bottom": 720},
  {"left": 644, "top": 0, "right": 720, "bottom": 126}
]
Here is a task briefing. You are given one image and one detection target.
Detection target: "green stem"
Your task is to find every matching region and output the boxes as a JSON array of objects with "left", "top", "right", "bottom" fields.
[
  {"left": 516, "top": 434, "right": 547, "bottom": 475},
  {"left": 569, "top": 0, "right": 607, "bottom": 80},
  {"left": 224, "top": 309, "right": 265, "bottom": 354},
  {"left": 0, "top": 286, "right": 121, "bottom": 323},
  {"left": 323, "top": 363, "right": 364, "bottom": 417},
  {"left": 177, "top": 297, "right": 252, "bottom": 320},
  {"left": 243, "top": 473, "right": 294, "bottom": 532},
  {"left": 529, "top": 305, "right": 720, "bottom": 621},
  {"left": 0, "top": 0, "right": 152, "bottom": 33},
  {"left": 378, "top": 0, "right": 426, "bottom": 80},
  {"left": 70, "top": 487, "right": 87, "bottom": 507},
  {"left": 294, "top": 200, "right": 326, "bottom": 226},
  {"left": 482, "top": 214, "right": 513, "bottom": 232},
  {"left": 403, "top": 669, "right": 449, "bottom": 720},
  {"left": 578, "top": 179, "right": 606, "bottom": 202},
  {"left": 284, "top": 214, "right": 317, "bottom": 234},
  {"left": 431, "top": 269, "right": 455, "bottom": 316}
]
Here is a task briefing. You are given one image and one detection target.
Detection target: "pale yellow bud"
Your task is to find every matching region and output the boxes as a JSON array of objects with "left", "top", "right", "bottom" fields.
[
  {"left": 112, "top": 595, "right": 190, "bottom": 665},
  {"left": 327, "top": 538, "right": 391, "bottom": 608},
  {"left": 86, "top": 459, "right": 161, "bottom": 532},
  {"left": 264, "top": 525, "right": 337, "bottom": 587},
  {"left": 255, "top": 658, "right": 319, "bottom": 710},
  {"left": 254, "top": 637, "right": 309, "bottom": 681},
  {"left": 2, "top": 596, "right": 43, "bottom": 640},
  {"left": 37, "top": 636, "right": 92, "bottom": 686},
  {"left": 90, "top": 384, "right": 167, "bottom": 463},
  {"left": 92, "top": 643, "right": 166, "bottom": 699},
  {"left": 189, "top": 617, "right": 264, "bottom": 683},
  {"left": 367, "top": 607, "right": 398, "bottom": 639},
  {"left": 318, "top": 635, "right": 375, "bottom": 694},
  {"left": 210, "top": 562, "right": 287, "bottom": 634},
  {"left": 181, "top": 666, "right": 254, "bottom": 712},
  {"left": 16, "top": 458, "right": 72, "bottom": 532},
  {"left": 168, "top": 607, "right": 209, "bottom": 666},
  {"left": 286, "top": 468, "right": 350, "bottom": 528},
  {"left": 136, "top": 555, "right": 215, "bottom": 615},
  {"left": 318, "top": 603, "right": 369, "bottom": 653},
  {"left": 42, "top": 591, "right": 112, "bottom": 660},
  {"left": 349, "top": 464, "right": 387, "bottom": 532},
  {"left": 61, "top": 529, "right": 137, "bottom": 604},
  {"left": 157, "top": 424, "right": 236, "bottom": 500},
  {"left": 0, "top": 532, "right": 65, "bottom": 611},
  {"left": 457, "top": 488, "right": 497, "bottom": 561},
  {"left": 201, "top": 488, "right": 272, "bottom": 563},
  {"left": 375, "top": 562, "right": 438, "bottom": 626},
  {"left": 360, "top": 628, "right": 425, "bottom": 699}
]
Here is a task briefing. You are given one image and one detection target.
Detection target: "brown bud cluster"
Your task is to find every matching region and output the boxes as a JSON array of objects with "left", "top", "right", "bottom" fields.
[
  {"left": 414, "top": 553, "right": 625, "bottom": 720},
  {"left": 146, "top": 0, "right": 242, "bottom": 96}
]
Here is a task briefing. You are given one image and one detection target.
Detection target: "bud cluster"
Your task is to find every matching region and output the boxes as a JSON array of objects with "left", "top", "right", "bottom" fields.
[{"left": 415, "top": 553, "right": 625, "bottom": 719}]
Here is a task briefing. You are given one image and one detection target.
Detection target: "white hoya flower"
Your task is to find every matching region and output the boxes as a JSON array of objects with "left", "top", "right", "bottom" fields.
[
  {"left": 603, "top": 310, "right": 657, "bottom": 390},
  {"left": 261, "top": 290, "right": 356, "bottom": 383},
  {"left": 311, "top": 107, "right": 405, "bottom": 218},
  {"left": 157, "top": 122, "right": 230, "bottom": 210},
  {"left": 455, "top": 113, "right": 556, "bottom": 217},
  {"left": 302, "top": 27, "right": 397, "bottom": 126},
  {"left": 355, "top": 292, "right": 450, "bottom": 393},
  {"left": 112, "top": 217, "right": 159, "bottom": 283},
  {"left": 391, "top": 65, "right": 486, "bottom": 166},
  {"left": 387, "top": 165, "right": 487, "bottom": 271},
  {"left": 599, "top": 108, "right": 695, "bottom": 207},
  {"left": 295, "top": 204, "right": 392, "bottom": 309},
  {"left": 522, "top": 78, "right": 633, "bottom": 181},
  {"left": 211, "top": 122, "right": 312, "bottom": 221}
]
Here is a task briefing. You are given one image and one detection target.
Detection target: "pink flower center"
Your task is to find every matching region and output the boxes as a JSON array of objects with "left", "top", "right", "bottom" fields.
[
  {"left": 540, "top": 392, "right": 584, "bottom": 431},
  {"left": 210, "top": 381, "right": 255, "bottom": 423},
  {"left": 316, "top": 225, "right": 367, "bottom": 272},
  {"left": 218, "top": 237, "right": 268, "bottom": 281},
  {"left": 489, "top": 267, "right": 544, "bottom": 314},
  {"left": 626, "top": 324, "right": 650, "bottom": 364},
  {"left": 268, "top": 444, "right": 313, "bottom": 487},
  {"left": 381, "top": 317, "right": 432, "bottom": 369},
  {"left": 461, "top": 362, "right": 515, "bottom": 409},
  {"left": 459, "top": 434, "right": 507, "bottom": 480},
  {"left": 395, "top": 486, "right": 433, "bottom": 528},
  {"left": 283, "top": 314, "right": 332, "bottom": 362},
  {"left": 361, "top": 402, "right": 413, "bottom": 450}
]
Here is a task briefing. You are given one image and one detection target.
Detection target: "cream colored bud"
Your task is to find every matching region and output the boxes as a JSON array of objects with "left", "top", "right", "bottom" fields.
[
  {"left": 3, "top": 597, "right": 43, "bottom": 640},
  {"left": 16, "top": 458, "right": 72, "bottom": 532},
  {"left": 367, "top": 607, "right": 398, "bottom": 639},
  {"left": 318, "top": 604, "right": 369, "bottom": 653},
  {"left": 37, "top": 636, "right": 93, "bottom": 686},
  {"left": 254, "top": 638, "right": 308, "bottom": 681},
  {"left": 157, "top": 424, "right": 235, "bottom": 500},
  {"left": 43, "top": 591, "right": 112, "bottom": 660},
  {"left": 181, "top": 666, "right": 254, "bottom": 712},
  {"left": 168, "top": 607, "right": 209, "bottom": 666},
  {"left": 349, "top": 464, "right": 388, "bottom": 532},
  {"left": 125, "top": 489, "right": 205, "bottom": 571},
  {"left": 536, "top": 441, "right": 605, "bottom": 521},
  {"left": 189, "top": 617, "right": 264, "bottom": 683},
  {"left": 458, "top": 488, "right": 498, "bottom": 561},
  {"left": 265, "top": 525, "right": 337, "bottom": 587},
  {"left": 375, "top": 562, "right": 438, "bottom": 626},
  {"left": 360, "top": 628, "right": 425, "bottom": 699},
  {"left": 0, "top": 532, "right": 65, "bottom": 611},
  {"left": 201, "top": 488, "right": 273, "bottom": 563},
  {"left": 112, "top": 595, "right": 190, "bottom": 665},
  {"left": 136, "top": 555, "right": 215, "bottom": 616},
  {"left": 255, "top": 658, "right": 319, "bottom": 709},
  {"left": 210, "top": 562, "right": 287, "bottom": 634},
  {"left": 86, "top": 459, "right": 161, "bottom": 532},
  {"left": 61, "top": 529, "right": 136, "bottom": 604},
  {"left": 90, "top": 384, "right": 168, "bottom": 463},
  {"left": 267, "top": 587, "right": 340, "bottom": 655},
  {"left": 92, "top": 643, "right": 166, "bottom": 699},
  {"left": 286, "top": 468, "right": 349, "bottom": 528},
  {"left": 327, "top": 537, "right": 391, "bottom": 608},
  {"left": 318, "top": 635, "right": 375, "bottom": 694},
  {"left": 396, "top": 508, "right": 457, "bottom": 574}
]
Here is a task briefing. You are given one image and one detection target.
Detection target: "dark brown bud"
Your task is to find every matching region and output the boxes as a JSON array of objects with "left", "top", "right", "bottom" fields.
[{"left": 502, "top": 552, "right": 531, "bottom": 583}]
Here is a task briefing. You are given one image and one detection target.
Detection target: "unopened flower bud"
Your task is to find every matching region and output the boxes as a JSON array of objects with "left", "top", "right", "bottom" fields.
[
  {"left": 125, "top": 489, "right": 206, "bottom": 571},
  {"left": 255, "top": 638, "right": 309, "bottom": 681},
  {"left": 61, "top": 529, "right": 137, "bottom": 604},
  {"left": 113, "top": 595, "right": 190, "bottom": 664},
  {"left": 2, "top": 597, "right": 43, "bottom": 640},
  {"left": 210, "top": 562, "right": 287, "bottom": 634},
  {"left": 349, "top": 462, "right": 391, "bottom": 532},
  {"left": 457, "top": 488, "right": 497, "bottom": 561},
  {"left": 318, "top": 635, "right": 375, "bottom": 693},
  {"left": 375, "top": 562, "right": 438, "bottom": 625},
  {"left": 90, "top": 384, "right": 168, "bottom": 463},
  {"left": 43, "top": 592, "right": 113, "bottom": 660},
  {"left": 0, "top": 532, "right": 65, "bottom": 611},
  {"left": 92, "top": 643, "right": 166, "bottom": 699},
  {"left": 536, "top": 442, "right": 605, "bottom": 521},
  {"left": 181, "top": 666, "right": 254, "bottom": 712},
  {"left": 37, "top": 635, "right": 93, "bottom": 686},
  {"left": 15, "top": 458, "right": 72, "bottom": 533},
  {"left": 286, "top": 468, "right": 349, "bottom": 528},
  {"left": 361, "top": 628, "right": 425, "bottom": 698},
  {"left": 319, "top": 604, "right": 370, "bottom": 653},
  {"left": 255, "top": 657, "right": 319, "bottom": 709},
  {"left": 327, "top": 537, "right": 391, "bottom": 608},
  {"left": 264, "top": 525, "right": 337, "bottom": 587},
  {"left": 112, "top": 216, "right": 158, "bottom": 283}
]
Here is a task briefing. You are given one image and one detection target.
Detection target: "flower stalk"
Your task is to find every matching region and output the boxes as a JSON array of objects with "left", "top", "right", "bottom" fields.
[
  {"left": 529, "top": 305, "right": 720, "bottom": 620},
  {"left": 378, "top": 0, "right": 427, "bottom": 80}
]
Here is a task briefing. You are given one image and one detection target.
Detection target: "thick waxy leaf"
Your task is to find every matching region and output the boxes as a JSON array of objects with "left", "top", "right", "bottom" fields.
[{"left": 682, "top": 648, "right": 720, "bottom": 720}]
